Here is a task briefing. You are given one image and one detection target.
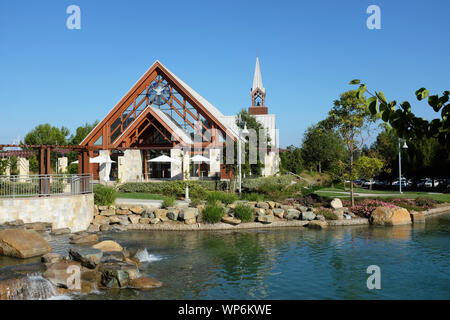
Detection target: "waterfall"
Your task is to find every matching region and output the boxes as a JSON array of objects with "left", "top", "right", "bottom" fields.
[
  {"left": 1, "top": 273, "right": 59, "bottom": 300},
  {"left": 134, "top": 248, "right": 162, "bottom": 263}
]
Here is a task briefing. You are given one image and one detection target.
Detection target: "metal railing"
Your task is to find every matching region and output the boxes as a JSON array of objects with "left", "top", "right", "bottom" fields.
[{"left": 0, "top": 174, "right": 93, "bottom": 198}]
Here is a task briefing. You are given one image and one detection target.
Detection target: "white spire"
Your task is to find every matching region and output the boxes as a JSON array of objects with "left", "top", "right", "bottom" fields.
[{"left": 252, "top": 57, "right": 265, "bottom": 93}]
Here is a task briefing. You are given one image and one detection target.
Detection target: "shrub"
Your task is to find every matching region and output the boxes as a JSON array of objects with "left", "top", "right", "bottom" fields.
[
  {"left": 94, "top": 185, "right": 117, "bottom": 206},
  {"left": 414, "top": 197, "right": 437, "bottom": 209},
  {"left": 117, "top": 181, "right": 208, "bottom": 200},
  {"left": 206, "top": 191, "right": 238, "bottom": 205},
  {"left": 241, "top": 175, "right": 293, "bottom": 192},
  {"left": 189, "top": 198, "right": 203, "bottom": 206},
  {"left": 234, "top": 204, "right": 253, "bottom": 222},
  {"left": 316, "top": 207, "right": 338, "bottom": 220},
  {"left": 162, "top": 196, "right": 175, "bottom": 208},
  {"left": 202, "top": 203, "right": 225, "bottom": 223},
  {"left": 241, "top": 193, "right": 264, "bottom": 202},
  {"left": 343, "top": 199, "right": 396, "bottom": 218}
]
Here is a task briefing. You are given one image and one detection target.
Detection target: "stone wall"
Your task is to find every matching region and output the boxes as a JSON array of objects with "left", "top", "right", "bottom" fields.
[
  {"left": 208, "top": 148, "right": 221, "bottom": 178},
  {"left": 118, "top": 150, "right": 143, "bottom": 182},
  {"left": 0, "top": 194, "right": 94, "bottom": 232},
  {"left": 170, "top": 149, "right": 183, "bottom": 179},
  {"left": 263, "top": 151, "right": 280, "bottom": 176}
]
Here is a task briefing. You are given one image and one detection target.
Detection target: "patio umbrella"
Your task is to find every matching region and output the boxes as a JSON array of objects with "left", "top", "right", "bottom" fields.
[
  {"left": 71, "top": 160, "right": 79, "bottom": 164},
  {"left": 89, "top": 155, "right": 116, "bottom": 182},
  {"left": 148, "top": 155, "right": 181, "bottom": 163},
  {"left": 190, "top": 155, "right": 211, "bottom": 162}
]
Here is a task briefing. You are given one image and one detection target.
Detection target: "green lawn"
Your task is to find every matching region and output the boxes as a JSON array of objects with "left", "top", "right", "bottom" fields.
[{"left": 116, "top": 192, "right": 168, "bottom": 201}]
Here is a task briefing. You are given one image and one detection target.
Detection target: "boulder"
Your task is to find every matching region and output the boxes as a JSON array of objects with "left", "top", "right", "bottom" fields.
[
  {"left": 98, "top": 206, "right": 109, "bottom": 211},
  {"left": 116, "top": 209, "right": 131, "bottom": 215},
  {"left": 150, "top": 218, "right": 160, "bottom": 224},
  {"left": 130, "top": 207, "right": 145, "bottom": 215},
  {"left": 0, "top": 229, "right": 52, "bottom": 258},
  {"left": 179, "top": 208, "right": 198, "bottom": 220},
  {"left": 69, "top": 247, "right": 103, "bottom": 269},
  {"left": 43, "top": 261, "right": 81, "bottom": 288},
  {"left": 51, "top": 228, "right": 71, "bottom": 236},
  {"left": 112, "top": 225, "right": 127, "bottom": 232},
  {"left": 94, "top": 205, "right": 99, "bottom": 216},
  {"left": 273, "top": 208, "right": 285, "bottom": 219},
  {"left": 308, "top": 220, "right": 328, "bottom": 229},
  {"left": 87, "top": 224, "right": 100, "bottom": 233},
  {"left": 254, "top": 208, "right": 266, "bottom": 216},
  {"left": 128, "top": 215, "right": 140, "bottom": 224},
  {"left": 109, "top": 216, "right": 121, "bottom": 224},
  {"left": 286, "top": 209, "right": 301, "bottom": 220},
  {"left": 267, "top": 201, "right": 276, "bottom": 209},
  {"left": 99, "top": 224, "right": 111, "bottom": 232},
  {"left": 257, "top": 215, "right": 274, "bottom": 224},
  {"left": 118, "top": 216, "right": 130, "bottom": 226},
  {"left": 139, "top": 218, "right": 151, "bottom": 224},
  {"left": 4, "top": 220, "right": 24, "bottom": 227},
  {"left": 93, "top": 215, "right": 109, "bottom": 225},
  {"left": 316, "top": 214, "right": 326, "bottom": 222},
  {"left": 100, "top": 209, "right": 115, "bottom": 216},
  {"left": 154, "top": 209, "right": 168, "bottom": 221},
  {"left": 370, "top": 207, "right": 412, "bottom": 226},
  {"left": 410, "top": 211, "right": 425, "bottom": 223},
  {"left": 167, "top": 209, "right": 179, "bottom": 221},
  {"left": 128, "top": 277, "right": 163, "bottom": 290},
  {"left": 256, "top": 202, "right": 269, "bottom": 209},
  {"left": 101, "top": 251, "right": 126, "bottom": 263},
  {"left": 301, "top": 211, "right": 316, "bottom": 221},
  {"left": 41, "top": 253, "right": 63, "bottom": 264},
  {"left": 295, "top": 205, "right": 308, "bottom": 213},
  {"left": 70, "top": 234, "right": 99, "bottom": 244},
  {"left": 184, "top": 218, "right": 196, "bottom": 225},
  {"left": 221, "top": 216, "right": 241, "bottom": 225},
  {"left": 99, "top": 262, "right": 140, "bottom": 288},
  {"left": 92, "top": 240, "right": 123, "bottom": 252},
  {"left": 330, "top": 198, "right": 343, "bottom": 209},
  {"left": 24, "top": 222, "right": 52, "bottom": 231}
]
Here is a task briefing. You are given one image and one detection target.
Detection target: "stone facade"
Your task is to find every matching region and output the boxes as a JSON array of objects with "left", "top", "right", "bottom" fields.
[
  {"left": 57, "top": 157, "right": 68, "bottom": 174},
  {"left": 18, "top": 157, "right": 29, "bottom": 182},
  {"left": 118, "top": 150, "right": 143, "bottom": 182},
  {"left": 208, "top": 148, "right": 221, "bottom": 178},
  {"left": 263, "top": 151, "right": 280, "bottom": 176},
  {"left": 0, "top": 194, "right": 94, "bottom": 233},
  {"left": 170, "top": 148, "right": 183, "bottom": 179}
]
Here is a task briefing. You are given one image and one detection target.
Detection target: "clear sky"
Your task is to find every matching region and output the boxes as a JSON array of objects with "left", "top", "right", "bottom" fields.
[{"left": 0, "top": 0, "right": 449, "bottom": 148}]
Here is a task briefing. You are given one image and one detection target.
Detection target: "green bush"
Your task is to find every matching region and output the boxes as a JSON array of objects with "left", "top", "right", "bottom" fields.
[
  {"left": 117, "top": 181, "right": 208, "bottom": 200},
  {"left": 241, "top": 193, "right": 265, "bottom": 202},
  {"left": 162, "top": 196, "right": 175, "bottom": 208},
  {"left": 94, "top": 185, "right": 117, "bottom": 206},
  {"left": 316, "top": 207, "right": 338, "bottom": 220},
  {"left": 206, "top": 191, "right": 238, "bottom": 205},
  {"left": 414, "top": 197, "right": 437, "bottom": 209},
  {"left": 202, "top": 203, "right": 225, "bottom": 223},
  {"left": 242, "top": 175, "right": 293, "bottom": 192},
  {"left": 190, "top": 198, "right": 203, "bottom": 206},
  {"left": 233, "top": 204, "right": 253, "bottom": 222}
]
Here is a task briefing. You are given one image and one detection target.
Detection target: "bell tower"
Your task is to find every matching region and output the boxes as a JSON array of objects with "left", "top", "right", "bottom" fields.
[{"left": 249, "top": 57, "right": 268, "bottom": 115}]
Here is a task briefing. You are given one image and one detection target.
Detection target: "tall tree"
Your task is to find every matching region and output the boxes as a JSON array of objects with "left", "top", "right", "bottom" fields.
[
  {"left": 324, "top": 90, "right": 375, "bottom": 206},
  {"left": 279, "top": 145, "right": 303, "bottom": 174},
  {"left": 354, "top": 155, "right": 384, "bottom": 190},
  {"left": 23, "top": 124, "right": 70, "bottom": 145},
  {"left": 69, "top": 121, "right": 98, "bottom": 145}
]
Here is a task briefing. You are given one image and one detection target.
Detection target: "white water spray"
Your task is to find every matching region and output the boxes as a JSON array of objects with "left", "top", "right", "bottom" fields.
[{"left": 134, "top": 248, "right": 163, "bottom": 263}]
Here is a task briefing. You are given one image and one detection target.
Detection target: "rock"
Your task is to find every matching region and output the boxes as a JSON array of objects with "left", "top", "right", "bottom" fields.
[
  {"left": 184, "top": 218, "right": 196, "bottom": 225},
  {"left": 43, "top": 261, "right": 82, "bottom": 288},
  {"left": 150, "top": 218, "right": 160, "bottom": 224},
  {"left": 256, "top": 202, "right": 269, "bottom": 209},
  {"left": 130, "top": 206, "right": 145, "bottom": 215},
  {"left": 301, "top": 211, "right": 316, "bottom": 221},
  {"left": 98, "top": 206, "right": 109, "bottom": 211},
  {"left": 92, "top": 240, "right": 123, "bottom": 252},
  {"left": 93, "top": 215, "right": 110, "bottom": 225},
  {"left": 410, "top": 211, "right": 425, "bottom": 223},
  {"left": 101, "top": 251, "right": 126, "bottom": 263},
  {"left": 308, "top": 220, "right": 328, "bottom": 229},
  {"left": 51, "top": 228, "right": 71, "bottom": 235},
  {"left": 0, "top": 229, "right": 52, "bottom": 258},
  {"left": 167, "top": 209, "right": 179, "bottom": 221},
  {"left": 24, "top": 222, "right": 52, "bottom": 231},
  {"left": 109, "top": 216, "right": 121, "bottom": 224},
  {"left": 154, "top": 209, "right": 168, "bottom": 221},
  {"left": 41, "top": 253, "right": 63, "bottom": 264},
  {"left": 112, "top": 225, "right": 127, "bottom": 232},
  {"left": 254, "top": 208, "right": 266, "bottom": 216},
  {"left": 285, "top": 209, "right": 300, "bottom": 220},
  {"left": 99, "top": 262, "right": 140, "bottom": 288},
  {"left": 128, "top": 277, "right": 163, "bottom": 290},
  {"left": 4, "top": 220, "right": 24, "bottom": 227},
  {"left": 280, "top": 205, "right": 294, "bottom": 211},
  {"left": 142, "top": 208, "right": 155, "bottom": 218},
  {"left": 139, "top": 218, "right": 151, "bottom": 224},
  {"left": 257, "top": 215, "right": 274, "bottom": 224},
  {"left": 316, "top": 214, "right": 326, "bottom": 222},
  {"left": 94, "top": 205, "right": 99, "bottom": 216},
  {"left": 196, "top": 204, "right": 205, "bottom": 214},
  {"left": 267, "top": 201, "right": 276, "bottom": 209},
  {"left": 247, "top": 201, "right": 257, "bottom": 207},
  {"left": 116, "top": 209, "right": 131, "bottom": 215},
  {"left": 295, "top": 205, "right": 308, "bottom": 213},
  {"left": 99, "top": 224, "right": 111, "bottom": 232},
  {"left": 69, "top": 247, "right": 103, "bottom": 269},
  {"left": 221, "top": 216, "right": 241, "bottom": 225},
  {"left": 100, "top": 209, "right": 115, "bottom": 216},
  {"left": 70, "top": 234, "right": 99, "bottom": 244},
  {"left": 179, "top": 208, "right": 198, "bottom": 220},
  {"left": 370, "top": 207, "right": 412, "bottom": 226},
  {"left": 128, "top": 215, "right": 140, "bottom": 224},
  {"left": 87, "top": 224, "right": 100, "bottom": 233},
  {"left": 118, "top": 216, "right": 130, "bottom": 226},
  {"left": 330, "top": 198, "right": 343, "bottom": 209},
  {"left": 272, "top": 208, "right": 285, "bottom": 219},
  {"left": 227, "top": 203, "right": 237, "bottom": 209}
]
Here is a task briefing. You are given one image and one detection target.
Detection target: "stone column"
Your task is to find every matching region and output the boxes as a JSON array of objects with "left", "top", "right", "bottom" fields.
[
  {"left": 118, "top": 156, "right": 125, "bottom": 182},
  {"left": 170, "top": 149, "right": 183, "bottom": 179},
  {"left": 263, "top": 151, "right": 280, "bottom": 176},
  {"left": 18, "top": 157, "right": 29, "bottom": 182},
  {"left": 120, "top": 150, "right": 143, "bottom": 182},
  {"left": 57, "top": 157, "right": 68, "bottom": 174},
  {"left": 98, "top": 150, "right": 110, "bottom": 183},
  {"left": 208, "top": 148, "right": 221, "bottom": 178}
]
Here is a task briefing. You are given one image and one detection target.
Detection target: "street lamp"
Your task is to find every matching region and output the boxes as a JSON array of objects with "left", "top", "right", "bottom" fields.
[
  {"left": 398, "top": 138, "right": 408, "bottom": 194},
  {"left": 238, "top": 119, "right": 249, "bottom": 195}
]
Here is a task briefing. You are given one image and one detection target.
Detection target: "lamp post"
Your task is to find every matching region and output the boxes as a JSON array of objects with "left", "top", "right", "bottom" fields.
[
  {"left": 398, "top": 138, "right": 408, "bottom": 194},
  {"left": 238, "top": 119, "right": 249, "bottom": 195}
]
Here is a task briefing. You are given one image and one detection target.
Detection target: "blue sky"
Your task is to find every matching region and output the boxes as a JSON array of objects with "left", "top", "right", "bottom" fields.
[{"left": 0, "top": 0, "right": 449, "bottom": 148}]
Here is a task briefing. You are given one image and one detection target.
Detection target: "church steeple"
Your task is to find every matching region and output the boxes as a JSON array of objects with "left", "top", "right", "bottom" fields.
[{"left": 249, "top": 57, "right": 268, "bottom": 115}]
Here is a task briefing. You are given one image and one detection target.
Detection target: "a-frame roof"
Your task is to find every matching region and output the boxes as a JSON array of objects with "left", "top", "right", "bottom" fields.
[{"left": 80, "top": 60, "right": 238, "bottom": 148}]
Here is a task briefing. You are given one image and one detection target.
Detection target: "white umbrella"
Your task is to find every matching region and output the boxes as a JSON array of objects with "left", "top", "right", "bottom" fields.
[
  {"left": 71, "top": 160, "right": 79, "bottom": 164},
  {"left": 148, "top": 155, "right": 181, "bottom": 163},
  {"left": 190, "top": 155, "right": 211, "bottom": 162},
  {"left": 89, "top": 155, "right": 116, "bottom": 182}
]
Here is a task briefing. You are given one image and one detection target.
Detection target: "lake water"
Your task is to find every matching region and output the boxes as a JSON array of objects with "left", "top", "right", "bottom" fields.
[{"left": 1, "top": 213, "right": 449, "bottom": 300}]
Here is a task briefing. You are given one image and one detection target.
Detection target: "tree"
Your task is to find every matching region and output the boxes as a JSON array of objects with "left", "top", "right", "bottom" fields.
[
  {"left": 0, "top": 158, "right": 9, "bottom": 175},
  {"left": 69, "top": 121, "right": 98, "bottom": 145},
  {"left": 279, "top": 145, "right": 303, "bottom": 174},
  {"left": 372, "top": 125, "right": 397, "bottom": 181},
  {"left": 301, "top": 123, "right": 345, "bottom": 173},
  {"left": 349, "top": 80, "right": 449, "bottom": 148},
  {"left": 354, "top": 155, "right": 384, "bottom": 190},
  {"left": 324, "top": 90, "right": 375, "bottom": 206},
  {"left": 23, "top": 124, "right": 70, "bottom": 145}
]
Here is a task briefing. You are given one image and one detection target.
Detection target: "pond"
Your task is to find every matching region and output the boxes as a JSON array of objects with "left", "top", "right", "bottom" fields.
[{"left": 1, "top": 213, "right": 449, "bottom": 300}]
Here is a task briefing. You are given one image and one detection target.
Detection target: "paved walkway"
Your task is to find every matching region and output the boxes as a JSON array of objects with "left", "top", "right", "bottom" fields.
[
  {"left": 115, "top": 198, "right": 190, "bottom": 208},
  {"left": 316, "top": 190, "right": 409, "bottom": 197}
]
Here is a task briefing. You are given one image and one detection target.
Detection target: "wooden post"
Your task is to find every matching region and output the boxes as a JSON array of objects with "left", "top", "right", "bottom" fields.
[{"left": 144, "top": 150, "right": 148, "bottom": 180}]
